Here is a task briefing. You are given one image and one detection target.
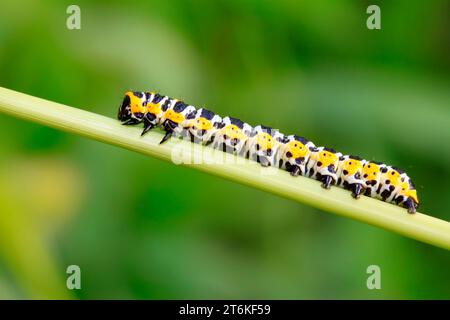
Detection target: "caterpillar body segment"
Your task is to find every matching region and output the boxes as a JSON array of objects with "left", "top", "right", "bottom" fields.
[
  {"left": 158, "top": 99, "right": 196, "bottom": 143},
  {"left": 117, "top": 91, "right": 420, "bottom": 213},
  {"left": 141, "top": 92, "right": 168, "bottom": 135},
  {"left": 187, "top": 108, "right": 222, "bottom": 145},
  {"left": 279, "top": 135, "right": 314, "bottom": 177},
  {"left": 336, "top": 155, "right": 364, "bottom": 199},
  {"left": 212, "top": 116, "right": 252, "bottom": 156},
  {"left": 306, "top": 147, "right": 342, "bottom": 189},
  {"left": 361, "top": 161, "right": 385, "bottom": 198},
  {"left": 377, "top": 166, "right": 403, "bottom": 202},
  {"left": 247, "top": 125, "right": 284, "bottom": 167}
]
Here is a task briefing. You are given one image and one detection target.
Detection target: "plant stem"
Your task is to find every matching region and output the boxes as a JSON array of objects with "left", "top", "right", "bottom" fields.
[{"left": 0, "top": 86, "right": 449, "bottom": 250}]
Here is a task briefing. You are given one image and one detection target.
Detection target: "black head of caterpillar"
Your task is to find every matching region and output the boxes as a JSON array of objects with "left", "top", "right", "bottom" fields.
[
  {"left": 118, "top": 94, "right": 131, "bottom": 121},
  {"left": 118, "top": 91, "right": 147, "bottom": 125}
]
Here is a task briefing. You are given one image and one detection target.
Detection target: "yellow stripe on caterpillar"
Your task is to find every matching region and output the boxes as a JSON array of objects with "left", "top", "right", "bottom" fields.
[
  {"left": 147, "top": 102, "right": 162, "bottom": 115},
  {"left": 191, "top": 117, "right": 213, "bottom": 131},
  {"left": 164, "top": 109, "right": 185, "bottom": 124}
]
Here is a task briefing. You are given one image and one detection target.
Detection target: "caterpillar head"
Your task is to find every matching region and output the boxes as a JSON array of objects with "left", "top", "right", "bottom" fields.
[
  {"left": 362, "top": 161, "right": 382, "bottom": 187},
  {"left": 118, "top": 91, "right": 146, "bottom": 122}
]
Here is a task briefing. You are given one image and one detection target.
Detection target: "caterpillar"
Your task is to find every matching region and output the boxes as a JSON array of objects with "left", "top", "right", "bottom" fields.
[{"left": 118, "top": 90, "right": 419, "bottom": 213}]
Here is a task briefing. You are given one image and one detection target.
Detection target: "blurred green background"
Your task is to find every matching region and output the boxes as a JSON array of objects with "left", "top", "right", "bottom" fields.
[{"left": 0, "top": 0, "right": 449, "bottom": 299}]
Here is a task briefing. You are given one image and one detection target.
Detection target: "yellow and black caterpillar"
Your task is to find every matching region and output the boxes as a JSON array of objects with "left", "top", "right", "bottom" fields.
[{"left": 118, "top": 91, "right": 419, "bottom": 213}]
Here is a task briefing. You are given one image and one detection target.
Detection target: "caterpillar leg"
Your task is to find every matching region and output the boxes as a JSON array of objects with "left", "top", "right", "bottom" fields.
[
  {"left": 141, "top": 114, "right": 157, "bottom": 136},
  {"left": 160, "top": 131, "right": 173, "bottom": 144},
  {"left": 189, "top": 130, "right": 208, "bottom": 144},
  {"left": 205, "top": 137, "right": 215, "bottom": 146},
  {"left": 141, "top": 121, "right": 155, "bottom": 136},
  {"left": 258, "top": 156, "right": 270, "bottom": 167},
  {"left": 122, "top": 118, "right": 141, "bottom": 125},
  {"left": 284, "top": 162, "right": 301, "bottom": 176},
  {"left": 380, "top": 185, "right": 395, "bottom": 201},
  {"left": 351, "top": 183, "right": 363, "bottom": 199},
  {"left": 404, "top": 198, "right": 417, "bottom": 214},
  {"left": 160, "top": 125, "right": 173, "bottom": 144},
  {"left": 159, "top": 120, "right": 178, "bottom": 144},
  {"left": 189, "top": 131, "right": 196, "bottom": 143},
  {"left": 290, "top": 165, "right": 301, "bottom": 176},
  {"left": 321, "top": 175, "right": 333, "bottom": 189}
]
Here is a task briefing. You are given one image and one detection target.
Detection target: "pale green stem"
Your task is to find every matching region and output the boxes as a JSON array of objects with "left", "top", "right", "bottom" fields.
[{"left": 0, "top": 87, "right": 449, "bottom": 250}]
